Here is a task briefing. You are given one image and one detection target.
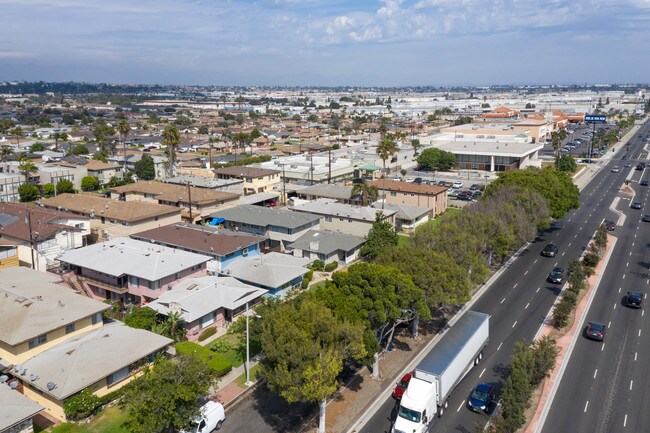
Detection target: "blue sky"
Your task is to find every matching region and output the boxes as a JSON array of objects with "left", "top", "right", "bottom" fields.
[{"left": 1, "top": 0, "right": 650, "bottom": 86}]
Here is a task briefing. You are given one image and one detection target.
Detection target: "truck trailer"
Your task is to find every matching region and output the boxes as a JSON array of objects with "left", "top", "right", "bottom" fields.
[{"left": 392, "top": 310, "right": 489, "bottom": 433}]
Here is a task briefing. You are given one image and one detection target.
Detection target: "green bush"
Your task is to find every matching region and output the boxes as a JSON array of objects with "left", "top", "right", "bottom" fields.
[
  {"left": 64, "top": 388, "right": 101, "bottom": 421},
  {"left": 552, "top": 298, "right": 572, "bottom": 328},
  {"left": 305, "top": 270, "right": 314, "bottom": 281},
  {"left": 583, "top": 252, "right": 600, "bottom": 268},
  {"left": 324, "top": 262, "right": 339, "bottom": 272},
  {"left": 301, "top": 279, "right": 310, "bottom": 289},
  {"left": 175, "top": 341, "right": 232, "bottom": 377},
  {"left": 123, "top": 307, "right": 157, "bottom": 331},
  {"left": 226, "top": 315, "right": 247, "bottom": 334},
  {"left": 197, "top": 327, "right": 217, "bottom": 342},
  {"left": 311, "top": 259, "right": 325, "bottom": 271},
  {"left": 563, "top": 289, "right": 578, "bottom": 306},
  {"left": 209, "top": 340, "right": 232, "bottom": 353}
]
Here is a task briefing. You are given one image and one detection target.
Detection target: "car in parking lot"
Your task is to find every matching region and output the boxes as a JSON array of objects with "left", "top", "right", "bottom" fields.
[
  {"left": 452, "top": 181, "right": 464, "bottom": 188},
  {"left": 541, "top": 244, "right": 558, "bottom": 257},
  {"left": 640, "top": 179, "right": 649, "bottom": 186},
  {"left": 392, "top": 372, "right": 414, "bottom": 400},
  {"left": 584, "top": 322, "right": 607, "bottom": 341},
  {"left": 631, "top": 201, "right": 642, "bottom": 210},
  {"left": 456, "top": 193, "right": 473, "bottom": 201},
  {"left": 603, "top": 220, "right": 616, "bottom": 230},
  {"left": 547, "top": 267, "right": 565, "bottom": 284},
  {"left": 412, "top": 177, "right": 423, "bottom": 184},
  {"left": 642, "top": 214, "right": 650, "bottom": 222},
  {"left": 611, "top": 166, "right": 620, "bottom": 173},
  {"left": 470, "top": 184, "right": 479, "bottom": 190},
  {"left": 625, "top": 291, "right": 643, "bottom": 309},
  {"left": 468, "top": 383, "right": 495, "bottom": 413}
]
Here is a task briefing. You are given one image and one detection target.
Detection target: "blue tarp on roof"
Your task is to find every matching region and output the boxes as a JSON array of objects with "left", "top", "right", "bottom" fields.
[{"left": 209, "top": 217, "right": 225, "bottom": 226}]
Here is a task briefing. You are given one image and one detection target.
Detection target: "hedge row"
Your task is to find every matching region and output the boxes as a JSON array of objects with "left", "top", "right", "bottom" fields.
[
  {"left": 64, "top": 387, "right": 124, "bottom": 421},
  {"left": 175, "top": 341, "right": 232, "bottom": 377}
]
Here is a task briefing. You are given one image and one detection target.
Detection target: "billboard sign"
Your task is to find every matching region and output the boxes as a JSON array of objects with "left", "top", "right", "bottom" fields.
[{"left": 585, "top": 115, "right": 607, "bottom": 123}]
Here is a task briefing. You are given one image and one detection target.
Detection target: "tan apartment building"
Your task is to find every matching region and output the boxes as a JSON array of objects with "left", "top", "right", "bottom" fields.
[
  {"left": 0, "top": 267, "right": 171, "bottom": 421},
  {"left": 370, "top": 179, "right": 448, "bottom": 218},
  {"left": 214, "top": 166, "right": 281, "bottom": 195},
  {"left": 85, "top": 161, "right": 123, "bottom": 186},
  {"left": 40, "top": 193, "right": 181, "bottom": 241},
  {"left": 109, "top": 180, "right": 239, "bottom": 223}
]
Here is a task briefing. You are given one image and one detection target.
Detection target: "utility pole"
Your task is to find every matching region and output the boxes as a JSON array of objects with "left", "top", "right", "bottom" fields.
[
  {"left": 27, "top": 211, "right": 36, "bottom": 269},
  {"left": 327, "top": 148, "right": 331, "bottom": 184},
  {"left": 186, "top": 182, "right": 193, "bottom": 222},
  {"left": 282, "top": 163, "right": 287, "bottom": 205}
]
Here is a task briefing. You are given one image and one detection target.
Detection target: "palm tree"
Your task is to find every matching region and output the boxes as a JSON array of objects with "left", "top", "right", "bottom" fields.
[
  {"left": 1, "top": 145, "right": 14, "bottom": 162},
  {"left": 351, "top": 182, "right": 378, "bottom": 206},
  {"left": 162, "top": 124, "right": 181, "bottom": 177},
  {"left": 18, "top": 156, "right": 38, "bottom": 183},
  {"left": 376, "top": 135, "right": 397, "bottom": 176},
  {"left": 117, "top": 120, "right": 130, "bottom": 174},
  {"left": 410, "top": 138, "right": 421, "bottom": 156}
]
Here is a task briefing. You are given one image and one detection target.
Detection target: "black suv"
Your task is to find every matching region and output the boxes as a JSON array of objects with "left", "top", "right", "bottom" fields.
[
  {"left": 626, "top": 291, "right": 643, "bottom": 309},
  {"left": 547, "top": 267, "right": 565, "bottom": 284},
  {"left": 541, "top": 244, "right": 558, "bottom": 258},
  {"left": 603, "top": 220, "right": 616, "bottom": 231}
]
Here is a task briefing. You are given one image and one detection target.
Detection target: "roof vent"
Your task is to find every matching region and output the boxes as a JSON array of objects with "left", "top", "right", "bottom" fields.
[
  {"left": 30, "top": 373, "right": 39, "bottom": 382},
  {"left": 47, "top": 382, "right": 57, "bottom": 391}
]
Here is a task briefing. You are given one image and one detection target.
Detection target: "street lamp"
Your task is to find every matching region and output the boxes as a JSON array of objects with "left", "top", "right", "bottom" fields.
[
  {"left": 245, "top": 301, "right": 252, "bottom": 386},
  {"left": 484, "top": 174, "right": 489, "bottom": 189}
]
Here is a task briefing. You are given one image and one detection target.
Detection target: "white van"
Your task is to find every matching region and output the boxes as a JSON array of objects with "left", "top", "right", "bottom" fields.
[{"left": 182, "top": 401, "right": 225, "bottom": 432}]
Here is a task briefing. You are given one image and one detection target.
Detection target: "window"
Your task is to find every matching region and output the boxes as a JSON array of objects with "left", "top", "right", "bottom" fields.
[
  {"left": 65, "top": 323, "right": 75, "bottom": 334},
  {"left": 200, "top": 312, "right": 215, "bottom": 329},
  {"left": 242, "top": 247, "right": 248, "bottom": 257},
  {"left": 390, "top": 192, "right": 397, "bottom": 197},
  {"left": 175, "top": 272, "right": 181, "bottom": 280},
  {"left": 325, "top": 216, "right": 332, "bottom": 222},
  {"left": 28, "top": 335, "right": 47, "bottom": 349},
  {"left": 149, "top": 280, "right": 159, "bottom": 290},
  {"left": 92, "top": 312, "right": 102, "bottom": 325},
  {"left": 129, "top": 275, "right": 139, "bottom": 287},
  {"left": 107, "top": 366, "right": 130, "bottom": 386}
]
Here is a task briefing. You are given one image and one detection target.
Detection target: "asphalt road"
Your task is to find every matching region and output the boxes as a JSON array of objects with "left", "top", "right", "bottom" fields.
[
  {"left": 540, "top": 137, "right": 650, "bottom": 431},
  {"left": 360, "top": 122, "right": 650, "bottom": 433}
]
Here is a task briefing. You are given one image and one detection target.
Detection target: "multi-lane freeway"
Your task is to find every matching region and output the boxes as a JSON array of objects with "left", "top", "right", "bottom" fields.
[{"left": 359, "top": 121, "right": 650, "bottom": 433}]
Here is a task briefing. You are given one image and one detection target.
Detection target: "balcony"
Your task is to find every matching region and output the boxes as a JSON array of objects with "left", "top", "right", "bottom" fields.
[{"left": 78, "top": 275, "right": 129, "bottom": 294}]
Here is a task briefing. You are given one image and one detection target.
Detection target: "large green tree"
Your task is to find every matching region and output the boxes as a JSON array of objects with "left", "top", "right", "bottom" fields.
[
  {"left": 258, "top": 298, "right": 365, "bottom": 433},
  {"left": 18, "top": 183, "right": 40, "bottom": 202},
  {"left": 416, "top": 147, "right": 456, "bottom": 170},
  {"left": 119, "top": 355, "right": 213, "bottom": 433},
  {"left": 134, "top": 154, "right": 156, "bottom": 180},
  {"left": 92, "top": 119, "right": 115, "bottom": 153},
  {"left": 56, "top": 179, "right": 75, "bottom": 194},
  {"left": 350, "top": 182, "right": 378, "bottom": 206},
  {"left": 81, "top": 176, "right": 99, "bottom": 191},
  {"left": 359, "top": 211, "right": 398, "bottom": 259}
]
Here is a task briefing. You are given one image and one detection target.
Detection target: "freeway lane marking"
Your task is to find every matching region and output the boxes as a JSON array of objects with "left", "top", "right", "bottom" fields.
[
  {"left": 623, "top": 274, "right": 626, "bottom": 279},
  {"left": 525, "top": 303, "right": 530, "bottom": 310},
  {"left": 497, "top": 342, "right": 503, "bottom": 351},
  {"left": 536, "top": 287, "right": 541, "bottom": 293},
  {"left": 513, "top": 283, "right": 518, "bottom": 289},
  {"left": 457, "top": 400, "right": 465, "bottom": 412},
  {"left": 608, "top": 321, "right": 611, "bottom": 328},
  {"left": 562, "top": 252, "right": 565, "bottom": 256},
  {"left": 627, "top": 262, "right": 629, "bottom": 267},
  {"left": 524, "top": 270, "right": 528, "bottom": 275},
  {"left": 624, "top": 414, "right": 628, "bottom": 427},
  {"left": 639, "top": 329, "right": 642, "bottom": 337},
  {"left": 501, "top": 298, "right": 506, "bottom": 304},
  {"left": 479, "top": 368, "right": 486, "bottom": 378},
  {"left": 614, "top": 303, "right": 617, "bottom": 310},
  {"left": 643, "top": 310, "right": 645, "bottom": 317},
  {"left": 630, "top": 380, "right": 633, "bottom": 391},
  {"left": 584, "top": 401, "right": 589, "bottom": 412},
  {"left": 635, "top": 352, "right": 638, "bottom": 361},
  {"left": 568, "top": 242, "right": 572, "bottom": 247},
  {"left": 534, "top": 259, "right": 538, "bottom": 264},
  {"left": 512, "top": 321, "right": 518, "bottom": 328},
  {"left": 594, "top": 369, "right": 598, "bottom": 379},
  {"left": 602, "top": 343, "right": 606, "bottom": 352},
  {"left": 619, "top": 288, "right": 622, "bottom": 293}
]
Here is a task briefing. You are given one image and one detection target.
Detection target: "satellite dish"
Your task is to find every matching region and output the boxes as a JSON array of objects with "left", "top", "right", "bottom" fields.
[{"left": 47, "top": 382, "right": 57, "bottom": 391}]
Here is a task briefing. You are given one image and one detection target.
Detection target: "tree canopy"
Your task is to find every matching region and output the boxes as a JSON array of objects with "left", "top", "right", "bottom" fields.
[
  {"left": 416, "top": 147, "right": 456, "bottom": 170},
  {"left": 56, "top": 179, "right": 75, "bottom": 194},
  {"left": 81, "top": 176, "right": 99, "bottom": 191},
  {"left": 134, "top": 154, "right": 156, "bottom": 180},
  {"left": 359, "top": 211, "right": 398, "bottom": 260}
]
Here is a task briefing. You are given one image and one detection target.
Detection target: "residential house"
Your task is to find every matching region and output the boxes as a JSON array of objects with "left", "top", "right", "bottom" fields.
[
  {"left": 369, "top": 179, "right": 448, "bottom": 217},
  {"left": 163, "top": 174, "right": 244, "bottom": 191},
  {"left": 107, "top": 153, "right": 167, "bottom": 180},
  {"left": 0, "top": 239, "right": 18, "bottom": 270},
  {"left": 286, "top": 230, "right": 364, "bottom": 264},
  {"left": 371, "top": 201, "right": 430, "bottom": 233},
  {"left": 57, "top": 237, "right": 211, "bottom": 305},
  {"left": 109, "top": 181, "right": 240, "bottom": 223},
  {"left": 130, "top": 222, "right": 267, "bottom": 272},
  {"left": 0, "top": 383, "right": 43, "bottom": 433},
  {"left": 291, "top": 198, "right": 396, "bottom": 237},
  {"left": 221, "top": 252, "right": 310, "bottom": 298},
  {"left": 39, "top": 193, "right": 181, "bottom": 241},
  {"left": 208, "top": 204, "right": 321, "bottom": 251},
  {"left": 147, "top": 276, "right": 267, "bottom": 341},
  {"left": 0, "top": 203, "right": 90, "bottom": 271},
  {"left": 213, "top": 166, "right": 281, "bottom": 196},
  {"left": 84, "top": 161, "right": 122, "bottom": 186},
  {"left": 296, "top": 183, "right": 355, "bottom": 204}
]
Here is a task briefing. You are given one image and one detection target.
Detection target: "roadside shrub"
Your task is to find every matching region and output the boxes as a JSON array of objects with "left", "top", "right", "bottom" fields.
[
  {"left": 583, "top": 265, "right": 595, "bottom": 277},
  {"left": 552, "top": 299, "right": 572, "bottom": 328},
  {"left": 583, "top": 252, "right": 600, "bottom": 268},
  {"left": 175, "top": 342, "right": 232, "bottom": 377},
  {"left": 324, "top": 262, "right": 339, "bottom": 272},
  {"left": 64, "top": 388, "right": 101, "bottom": 421},
  {"left": 562, "top": 289, "right": 578, "bottom": 306},
  {"left": 198, "top": 327, "right": 217, "bottom": 342}
]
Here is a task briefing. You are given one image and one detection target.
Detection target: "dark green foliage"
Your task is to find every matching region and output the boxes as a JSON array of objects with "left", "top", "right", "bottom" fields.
[
  {"left": 123, "top": 307, "right": 157, "bottom": 330},
  {"left": 119, "top": 355, "right": 213, "bottom": 433},
  {"left": 500, "top": 342, "right": 532, "bottom": 432},
  {"left": 216, "top": 155, "right": 272, "bottom": 168},
  {"left": 107, "top": 174, "right": 135, "bottom": 188},
  {"left": 209, "top": 340, "right": 232, "bottom": 353},
  {"left": 594, "top": 225, "right": 608, "bottom": 251},
  {"left": 552, "top": 296, "right": 573, "bottom": 328},
  {"left": 134, "top": 154, "right": 155, "bottom": 180},
  {"left": 485, "top": 167, "right": 580, "bottom": 219},
  {"left": 197, "top": 327, "right": 217, "bottom": 342},
  {"left": 530, "top": 336, "right": 558, "bottom": 387},
  {"left": 71, "top": 144, "right": 89, "bottom": 155},
  {"left": 175, "top": 342, "right": 232, "bottom": 376},
  {"left": 416, "top": 147, "right": 456, "bottom": 170},
  {"left": 81, "top": 176, "right": 100, "bottom": 191},
  {"left": 226, "top": 315, "right": 247, "bottom": 334},
  {"left": 324, "top": 261, "right": 338, "bottom": 272},
  {"left": 555, "top": 154, "right": 577, "bottom": 172},
  {"left": 310, "top": 259, "right": 325, "bottom": 271},
  {"left": 18, "top": 183, "right": 40, "bottom": 202},
  {"left": 583, "top": 252, "right": 600, "bottom": 268},
  {"left": 30, "top": 142, "right": 46, "bottom": 152},
  {"left": 56, "top": 179, "right": 75, "bottom": 194},
  {"left": 43, "top": 183, "right": 55, "bottom": 198},
  {"left": 63, "top": 388, "right": 101, "bottom": 421},
  {"left": 360, "top": 211, "right": 398, "bottom": 260}
]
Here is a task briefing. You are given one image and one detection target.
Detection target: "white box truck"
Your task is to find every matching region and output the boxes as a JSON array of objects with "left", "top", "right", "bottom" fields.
[{"left": 392, "top": 310, "right": 489, "bottom": 433}]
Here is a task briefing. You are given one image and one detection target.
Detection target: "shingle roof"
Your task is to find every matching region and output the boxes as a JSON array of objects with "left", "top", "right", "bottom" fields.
[
  {"left": 17, "top": 322, "right": 172, "bottom": 400},
  {"left": 0, "top": 267, "right": 109, "bottom": 345},
  {"left": 110, "top": 181, "right": 240, "bottom": 205},
  {"left": 130, "top": 223, "right": 265, "bottom": 257},
  {"left": 291, "top": 198, "right": 396, "bottom": 222},
  {"left": 369, "top": 179, "right": 448, "bottom": 195},
  {"left": 147, "top": 276, "right": 267, "bottom": 322},
  {"left": 210, "top": 205, "right": 321, "bottom": 229},
  {"left": 0, "top": 384, "right": 43, "bottom": 430},
  {"left": 371, "top": 201, "right": 430, "bottom": 221},
  {"left": 0, "top": 203, "right": 87, "bottom": 242},
  {"left": 213, "top": 166, "right": 280, "bottom": 178},
  {"left": 287, "top": 230, "right": 365, "bottom": 255},
  {"left": 40, "top": 193, "right": 180, "bottom": 223},
  {"left": 57, "top": 238, "right": 211, "bottom": 281}
]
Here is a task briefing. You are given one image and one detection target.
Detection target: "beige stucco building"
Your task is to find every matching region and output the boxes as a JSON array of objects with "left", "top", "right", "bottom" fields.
[
  {"left": 214, "top": 166, "right": 281, "bottom": 195},
  {"left": 370, "top": 179, "right": 448, "bottom": 218}
]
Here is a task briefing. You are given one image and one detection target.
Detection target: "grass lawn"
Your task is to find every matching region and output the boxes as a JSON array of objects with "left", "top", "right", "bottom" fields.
[
  {"left": 47, "top": 406, "right": 129, "bottom": 433},
  {"left": 397, "top": 235, "right": 409, "bottom": 247},
  {"left": 309, "top": 280, "right": 328, "bottom": 291},
  {"left": 234, "top": 364, "right": 262, "bottom": 388},
  {"left": 209, "top": 333, "right": 261, "bottom": 368}
]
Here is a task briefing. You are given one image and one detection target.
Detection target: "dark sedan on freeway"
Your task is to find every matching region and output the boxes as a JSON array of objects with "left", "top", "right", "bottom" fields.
[
  {"left": 547, "top": 267, "right": 565, "bottom": 284},
  {"left": 625, "top": 291, "right": 643, "bottom": 309},
  {"left": 584, "top": 322, "right": 607, "bottom": 341}
]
